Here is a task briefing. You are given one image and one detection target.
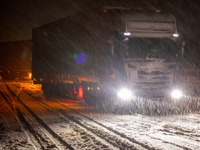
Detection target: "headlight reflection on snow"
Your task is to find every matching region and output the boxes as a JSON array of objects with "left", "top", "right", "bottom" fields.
[{"left": 117, "top": 88, "right": 133, "bottom": 100}]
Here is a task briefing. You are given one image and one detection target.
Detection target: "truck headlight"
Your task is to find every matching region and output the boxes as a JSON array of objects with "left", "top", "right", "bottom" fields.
[
  {"left": 117, "top": 88, "right": 133, "bottom": 100},
  {"left": 171, "top": 89, "right": 183, "bottom": 99}
]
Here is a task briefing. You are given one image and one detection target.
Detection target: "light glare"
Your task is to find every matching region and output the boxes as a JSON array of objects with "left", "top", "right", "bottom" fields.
[
  {"left": 124, "top": 32, "right": 131, "bottom": 36},
  {"left": 171, "top": 89, "right": 183, "bottom": 99},
  {"left": 173, "top": 33, "right": 179, "bottom": 37},
  {"left": 117, "top": 88, "right": 132, "bottom": 100}
]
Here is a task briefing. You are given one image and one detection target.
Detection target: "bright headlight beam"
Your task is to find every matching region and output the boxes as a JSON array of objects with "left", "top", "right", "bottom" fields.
[
  {"left": 171, "top": 89, "right": 183, "bottom": 99},
  {"left": 117, "top": 88, "right": 132, "bottom": 100}
]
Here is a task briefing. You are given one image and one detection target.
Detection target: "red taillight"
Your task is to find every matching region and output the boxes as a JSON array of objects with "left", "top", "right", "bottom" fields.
[
  {"left": 78, "top": 86, "right": 83, "bottom": 98},
  {"left": 74, "top": 86, "right": 77, "bottom": 94}
]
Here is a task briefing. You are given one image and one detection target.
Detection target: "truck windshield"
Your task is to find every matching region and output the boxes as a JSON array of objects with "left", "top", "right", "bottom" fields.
[{"left": 121, "top": 38, "right": 179, "bottom": 60}]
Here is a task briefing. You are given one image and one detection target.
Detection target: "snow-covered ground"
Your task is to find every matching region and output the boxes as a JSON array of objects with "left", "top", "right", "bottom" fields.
[{"left": 0, "top": 81, "right": 200, "bottom": 150}]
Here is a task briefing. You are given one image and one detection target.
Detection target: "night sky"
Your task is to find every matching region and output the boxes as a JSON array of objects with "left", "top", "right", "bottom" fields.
[
  {"left": 0, "top": 0, "right": 200, "bottom": 42},
  {"left": 0, "top": 0, "right": 96, "bottom": 42}
]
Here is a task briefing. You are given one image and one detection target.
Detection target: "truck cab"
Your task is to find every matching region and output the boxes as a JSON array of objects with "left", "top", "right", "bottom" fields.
[{"left": 101, "top": 7, "right": 182, "bottom": 100}]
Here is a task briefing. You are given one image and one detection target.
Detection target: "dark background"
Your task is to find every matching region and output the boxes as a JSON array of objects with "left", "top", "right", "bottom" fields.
[{"left": 0, "top": 0, "right": 200, "bottom": 64}]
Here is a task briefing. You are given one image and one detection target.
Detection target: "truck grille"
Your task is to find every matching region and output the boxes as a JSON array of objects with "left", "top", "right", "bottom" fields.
[
  {"left": 133, "top": 70, "right": 173, "bottom": 98},
  {"left": 124, "top": 59, "right": 176, "bottom": 98}
]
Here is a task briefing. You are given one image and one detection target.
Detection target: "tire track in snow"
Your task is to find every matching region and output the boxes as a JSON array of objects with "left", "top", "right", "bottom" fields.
[
  {"left": 0, "top": 86, "right": 38, "bottom": 150},
  {"left": 10, "top": 82, "right": 149, "bottom": 150},
  {"left": 4, "top": 83, "right": 74, "bottom": 150},
  {"left": 12, "top": 82, "right": 200, "bottom": 150},
  {"left": 8, "top": 83, "right": 120, "bottom": 149}
]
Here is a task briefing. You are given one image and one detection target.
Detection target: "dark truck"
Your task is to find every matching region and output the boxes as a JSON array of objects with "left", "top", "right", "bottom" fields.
[{"left": 32, "top": 7, "right": 184, "bottom": 103}]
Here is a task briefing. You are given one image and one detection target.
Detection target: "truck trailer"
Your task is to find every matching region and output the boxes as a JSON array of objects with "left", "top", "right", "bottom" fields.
[{"left": 32, "top": 7, "right": 184, "bottom": 103}]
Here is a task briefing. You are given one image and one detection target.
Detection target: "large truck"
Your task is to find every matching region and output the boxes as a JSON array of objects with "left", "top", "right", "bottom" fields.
[{"left": 32, "top": 7, "right": 184, "bottom": 102}]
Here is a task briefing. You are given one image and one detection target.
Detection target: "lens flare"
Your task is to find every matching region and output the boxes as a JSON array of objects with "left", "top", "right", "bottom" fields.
[{"left": 74, "top": 52, "right": 87, "bottom": 64}]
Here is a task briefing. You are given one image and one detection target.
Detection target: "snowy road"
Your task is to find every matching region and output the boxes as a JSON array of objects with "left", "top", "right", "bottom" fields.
[{"left": 0, "top": 81, "right": 200, "bottom": 150}]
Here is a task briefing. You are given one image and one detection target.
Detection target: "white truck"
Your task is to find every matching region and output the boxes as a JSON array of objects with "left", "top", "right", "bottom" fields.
[{"left": 32, "top": 7, "right": 184, "bottom": 103}]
